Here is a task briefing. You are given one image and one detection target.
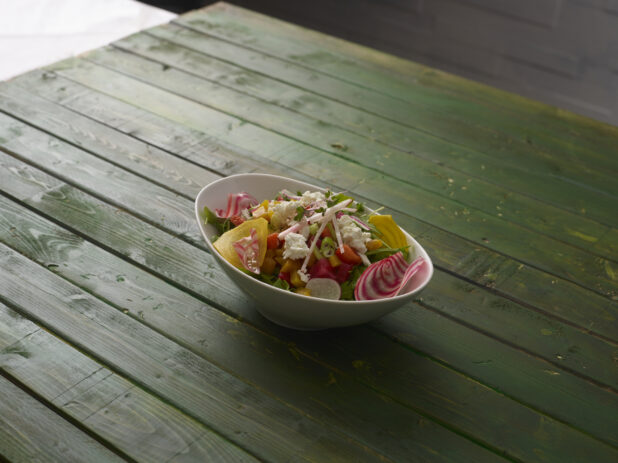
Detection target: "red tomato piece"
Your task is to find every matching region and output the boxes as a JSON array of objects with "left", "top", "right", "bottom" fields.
[
  {"left": 229, "top": 215, "right": 245, "bottom": 226},
  {"left": 278, "top": 272, "right": 291, "bottom": 284},
  {"left": 267, "top": 233, "right": 280, "bottom": 249},
  {"left": 335, "top": 244, "right": 362, "bottom": 265}
]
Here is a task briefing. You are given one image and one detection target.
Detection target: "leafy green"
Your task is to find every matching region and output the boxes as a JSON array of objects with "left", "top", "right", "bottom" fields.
[
  {"left": 366, "top": 245, "right": 411, "bottom": 262},
  {"left": 255, "top": 274, "right": 290, "bottom": 291},
  {"left": 273, "top": 278, "right": 291, "bottom": 291},
  {"left": 327, "top": 193, "right": 352, "bottom": 207},
  {"left": 203, "top": 206, "right": 232, "bottom": 238},
  {"left": 340, "top": 265, "right": 366, "bottom": 300}
]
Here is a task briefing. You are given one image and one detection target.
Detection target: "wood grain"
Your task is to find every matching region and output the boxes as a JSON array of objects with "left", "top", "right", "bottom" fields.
[
  {"left": 0, "top": 374, "right": 126, "bottom": 463},
  {"left": 0, "top": 306, "right": 261, "bottom": 463},
  {"left": 0, "top": 242, "right": 504, "bottom": 463},
  {"left": 0, "top": 151, "right": 616, "bottom": 455},
  {"left": 13, "top": 62, "right": 617, "bottom": 301},
  {"left": 179, "top": 3, "right": 618, "bottom": 172},
  {"left": 12, "top": 72, "right": 616, "bottom": 341},
  {"left": 128, "top": 25, "right": 618, "bottom": 223}
]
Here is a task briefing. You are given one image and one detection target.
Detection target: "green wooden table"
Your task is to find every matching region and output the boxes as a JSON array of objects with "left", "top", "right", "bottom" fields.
[{"left": 1, "top": 3, "right": 617, "bottom": 462}]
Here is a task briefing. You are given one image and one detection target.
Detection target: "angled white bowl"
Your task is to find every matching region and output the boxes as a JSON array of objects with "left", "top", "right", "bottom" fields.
[{"left": 195, "top": 173, "right": 433, "bottom": 330}]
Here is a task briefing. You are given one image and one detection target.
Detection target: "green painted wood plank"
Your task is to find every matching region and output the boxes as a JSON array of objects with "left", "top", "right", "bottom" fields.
[
  {"left": 3, "top": 71, "right": 615, "bottom": 272},
  {"left": 0, "top": 113, "right": 203, "bottom": 248},
  {"left": 0, "top": 153, "right": 615, "bottom": 398},
  {"left": 132, "top": 24, "right": 618, "bottom": 219},
  {"left": 0, "top": 109, "right": 616, "bottom": 390},
  {"left": 0, "top": 374, "right": 126, "bottom": 463},
  {"left": 1, "top": 153, "right": 617, "bottom": 452},
  {"left": 7, "top": 72, "right": 617, "bottom": 343},
  {"left": 178, "top": 3, "right": 618, "bottom": 171},
  {"left": 0, "top": 303, "right": 40, "bottom": 351},
  {"left": 0, "top": 244, "right": 504, "bottom": 463},
  {"left": 22, "top": 60, "right": 618, "bottom": 300},
  {"left": 0, "top": 308, "right": 260, "bottom": 463},
  {"left": 0, "top": 199, "right": 512, "bottom": 463},
  {"left": 83, "top": 43, "right": 618, "bottom": 250},
  {"left": 1, "top": 189, "right": 616, "bottom": 462},
  {"left": 0, "top": 92, "right": 220, "bottom": 202}
]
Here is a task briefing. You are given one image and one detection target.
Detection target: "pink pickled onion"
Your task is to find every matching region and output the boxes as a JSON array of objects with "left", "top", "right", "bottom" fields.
[
  {"left": 216, "top": 192, "right": 258, "bottom": 218},
  {"left": 233, "top": 228, "right": 261, "bottom": 274},
  {"left": 354, "top": 253, "right": 425, "bottom": 301},
  {"left": 349, "top": 215, "right": 370, "bottom": 230}
]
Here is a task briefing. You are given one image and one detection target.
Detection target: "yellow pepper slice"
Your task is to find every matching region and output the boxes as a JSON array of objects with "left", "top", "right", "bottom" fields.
[
  {"left": 214, "top": 218, "right": 268, "bottom": 270},
  {"left": 369, "top": 215, "right": 407, "bottom": 249}
]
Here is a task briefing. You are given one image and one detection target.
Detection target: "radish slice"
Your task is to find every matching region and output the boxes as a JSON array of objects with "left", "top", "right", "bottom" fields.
[
  {"left": 354, "top": 253, "right": 425, "bottom": 300},
  {"left": 216, "top": 192, "right": 258, "bottom": 218},
  {"left": 306, "top": 278, "right": 341, "bottom": 300},
  {"left": 233, "top": 228, "right": 261, "bottom": 274}
]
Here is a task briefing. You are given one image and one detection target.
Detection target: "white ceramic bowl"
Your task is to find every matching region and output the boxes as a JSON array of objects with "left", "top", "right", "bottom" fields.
[{"left": 195, "top": 173, "right": 433, "bottom": 330}]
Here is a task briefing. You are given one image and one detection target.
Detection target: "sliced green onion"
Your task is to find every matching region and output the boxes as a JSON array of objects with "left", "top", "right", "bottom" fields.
[{"left": 321, "top": 237, "right": 336, "bottom": 257}]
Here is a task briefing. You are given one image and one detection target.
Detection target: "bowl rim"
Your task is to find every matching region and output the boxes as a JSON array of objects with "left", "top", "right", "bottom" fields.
[{"left": 194, "top": 173, "right": 434, "bottom": 305}]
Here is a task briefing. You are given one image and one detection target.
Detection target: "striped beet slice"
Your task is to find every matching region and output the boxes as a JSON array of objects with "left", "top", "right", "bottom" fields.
[
  {"left": 354, "top": 252, "right": 425, "bottom": 301},
  {"left": 233, "top": 228, "right": 261, "bottom": 274},
  {"left": 216, "top": 192, "right": 258, "bottom": 218}
]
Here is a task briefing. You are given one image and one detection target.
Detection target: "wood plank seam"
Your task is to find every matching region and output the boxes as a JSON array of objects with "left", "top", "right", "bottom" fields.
[
  {"left": 0, "top": 307, "right": 264, "bottom": 463},
  {"left": 0, "top": 366, "right": 135, "bottom": 463},
  {"left": 0, "top": 179, "right": 611, "bottom": 454},
  {"left": 1, "top": 134, "right": 615, "bottom": 387},
  {"left": 18, "top": 69, "right": 607, "bottom": 306},
  {"left": 85, "top": 47, "right": 618, "bottom": 255},
  {"left": 171, "top": 8, "right": 618, "bottom": 177},
  {"left": 138, "top": 26, "right": 618, "bottom": 206},
  {"left": 413, "top": 300, "right": 618, "bottom": 395},
  {"left": 1, "top": 89, "right": 612, "bottom": 350},
  {"left": 192, "top": 3, "right": 618, "bottom": 159},
  {"left": 2, "top": 89, "right": 612, "bottom": 338},
  {"left": 0, "top": 245, "right": 467, "bottom": 463},
  {"left": 2, "top": 98, "right": 612, "bottom": 350},
  {"left": 70, "top": 57, "right": 618, "bottom": 298},
  {"left": 0, "top": 238, "right": 578, "bottom": 463}
]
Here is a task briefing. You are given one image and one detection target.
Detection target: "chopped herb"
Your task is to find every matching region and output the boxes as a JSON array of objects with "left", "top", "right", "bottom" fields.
[
  {"left": 327, "top": 192, "right": 352, "bottom": 207},
  {"left": 355, "top": 202, "right": 365, "bottom": 213},
  {"left": 296, "top": 190, "right": 302, "bottom": 196},
  {"left": 325, "top": 190, "right": 332, "bottom": 198},
  {"left": 340, "top": 265, "right": 366, "bottom": 300},
  {"left": 315, "top": 207, "right": 326, "bottom": 214},
  {"left": 294, "top": 205, "right": 305, "bottom": 222}
]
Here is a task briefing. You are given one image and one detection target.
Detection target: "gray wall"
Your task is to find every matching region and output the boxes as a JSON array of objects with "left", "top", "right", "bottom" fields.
[{"left": 229, "top": 0, "right": 618, "bottom": 127}]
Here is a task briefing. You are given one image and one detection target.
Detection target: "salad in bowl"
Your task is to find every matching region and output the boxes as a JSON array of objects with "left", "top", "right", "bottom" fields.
[{"left": 195, "top": 174, "right": 433, "bottom": 330}]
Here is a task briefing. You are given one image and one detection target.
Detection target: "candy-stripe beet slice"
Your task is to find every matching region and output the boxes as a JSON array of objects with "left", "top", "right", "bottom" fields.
[{"left": 354, "top": 252, "right": 425, "bottom": 301}]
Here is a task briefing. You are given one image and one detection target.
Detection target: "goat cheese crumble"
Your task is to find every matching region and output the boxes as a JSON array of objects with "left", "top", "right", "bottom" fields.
[
  {"left": 338, "top": 215, "right": 371, "bottom": 254},
  {"left": 283, "top": 232, "right": 311, "bottom": 260}
]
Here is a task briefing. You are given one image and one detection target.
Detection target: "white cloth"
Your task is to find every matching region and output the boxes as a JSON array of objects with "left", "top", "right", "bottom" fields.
[{"left": 0, "top": 0, "right": 176, "bottom": 81}]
